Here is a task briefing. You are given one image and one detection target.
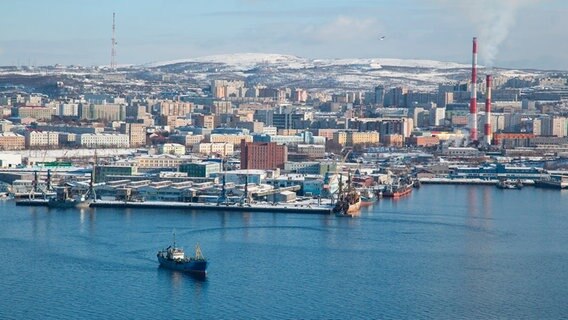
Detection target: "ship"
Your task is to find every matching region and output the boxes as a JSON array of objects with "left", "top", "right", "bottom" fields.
[
  {"left": 383, "top": 178, "right": 413, "bottom": 199},
  {"left": 496, "top": 179, "right": 523, "bottom": 190},
  {"left": 358, "top": 187, "right": 376, "bottom": 206},
  {"left": 534, "top": 175, "right": 568, "bottom": 189},
  {"left": 333, "top": 172, "right": 361, "bottom": 217},
  {"left": 157, "top": 235, "right": 207, "bottom": 275},
  {"left": 48, "top": 187, "right": 92, "bottom": 209}
]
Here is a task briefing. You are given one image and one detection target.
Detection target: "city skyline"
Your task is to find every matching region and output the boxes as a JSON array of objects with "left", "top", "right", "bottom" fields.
[{"left": 0, "top": 0, "right": 566, "bottom": 70}]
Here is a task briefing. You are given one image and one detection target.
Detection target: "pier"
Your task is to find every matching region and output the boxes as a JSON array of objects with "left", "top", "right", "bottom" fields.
[{"left": 15, "top": 199, "right": 333, "bottom": 214}]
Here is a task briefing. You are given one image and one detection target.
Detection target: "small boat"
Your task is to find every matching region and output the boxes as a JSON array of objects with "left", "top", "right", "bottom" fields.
[
  {"left": 358, "top": 187, "right": 376, "bottom": 206},
  {"left": 157, "top": 235, "right": 207, "bottom": 275},
  {"left": 496, "top": 179, "right": 523, "bottom": 189}
]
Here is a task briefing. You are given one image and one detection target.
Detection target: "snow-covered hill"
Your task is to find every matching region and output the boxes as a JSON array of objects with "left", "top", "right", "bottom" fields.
[
  {"left": 145, "top": 53, "right": 541, "bottom": 91},
  {"left": 146, "top": 53, "right": 472, "bottom": 70}
]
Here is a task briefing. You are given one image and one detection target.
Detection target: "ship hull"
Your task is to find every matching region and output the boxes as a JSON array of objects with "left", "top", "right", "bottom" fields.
[
  {"left": 383, "top": 186, "right": 412, "bottom": 198},
  {"left": 157, "top": 255, "right": 207, "bottom": 274},
  {"left": 48, "top": 199, "right": 91, "bottom": 209},
  {"left": 360, "top": 196, "right": 375, "bottom": 206},
  {"left": 346, "top": 199, "right": 361, "bottom": 213}
]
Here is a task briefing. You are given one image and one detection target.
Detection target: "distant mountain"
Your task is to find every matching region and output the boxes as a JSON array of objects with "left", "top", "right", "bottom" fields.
[
  {"left": 145, "top": 53, "right": 542, "bottom": 91},
  {"left": 146, "top": 53, "right": 472, "bottom": 70}
]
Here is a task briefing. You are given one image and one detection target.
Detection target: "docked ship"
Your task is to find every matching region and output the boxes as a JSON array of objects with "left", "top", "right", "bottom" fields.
[
  {"left": 383, "top": 179, "right": 413, "bottom": 199},
  {"left": 157, "top": 236, "right": 207, "bottom": 275},
  {"left": 534, "top": 175, "right": 568, "bottom": 189},
  {"left": 358, "top": 187, "right": 376, "bottom": 206},
  {"left": 48, "top": 187, "right": 92, "bottom": 209},
  {"left": 496, "top": 179, "right": 523, "bottom": 190},
  {"left": 333, "top": 172, "right": 361, "bottom": 217}
]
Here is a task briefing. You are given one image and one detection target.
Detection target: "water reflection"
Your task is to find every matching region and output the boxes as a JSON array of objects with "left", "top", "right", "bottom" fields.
[
  {"left": 158, "top": 267, "right": 208, "bottom": 295},
  {"left": 31, "top": 207, "right": 51, "bottom": 240},
  {"left": 79, "top": 209, "right": 96, "bottom": 236},
  {"left": 482, "top": 186, "right": 492, "bottom": 229},
  {"left": 465, "top": 186, "right": 493, "bottom": 231},
  {"left": 466, "top": 187, "right": 480, "bottom": 229}
]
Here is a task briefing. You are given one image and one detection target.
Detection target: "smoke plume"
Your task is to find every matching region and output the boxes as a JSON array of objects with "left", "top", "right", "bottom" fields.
[{"left": 470, "top": 0, "right": 537, "bottom": 67}]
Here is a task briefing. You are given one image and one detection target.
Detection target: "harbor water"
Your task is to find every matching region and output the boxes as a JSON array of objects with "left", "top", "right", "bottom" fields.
[{"left": 1, "top": 185, "right": 567, "bottom": 319}]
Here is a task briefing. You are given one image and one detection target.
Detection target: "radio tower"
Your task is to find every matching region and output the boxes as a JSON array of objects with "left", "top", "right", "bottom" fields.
[{"left": 110, "top": 12, "right": 117, "bottom": 70}]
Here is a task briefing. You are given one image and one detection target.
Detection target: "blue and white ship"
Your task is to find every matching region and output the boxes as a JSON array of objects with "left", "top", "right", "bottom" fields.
[{"left": 157, "top": 236, "right": 207, "bottom": 275}]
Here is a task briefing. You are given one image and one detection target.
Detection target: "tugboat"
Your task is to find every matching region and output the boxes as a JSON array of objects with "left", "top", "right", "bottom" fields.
[
  {"left": 333, "top": 171, "right": 361, "bottom": 217},
  {"left": 157, "top": 234, "right": 208, "bottom": 275}
]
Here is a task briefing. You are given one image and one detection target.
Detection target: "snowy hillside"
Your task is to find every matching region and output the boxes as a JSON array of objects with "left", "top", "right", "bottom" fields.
[
  {"left": 146, "top": 53, "right": 472, "bottom": 71},
  {"left": 143, "top": 53, "right": 547, "bottom": 91}
]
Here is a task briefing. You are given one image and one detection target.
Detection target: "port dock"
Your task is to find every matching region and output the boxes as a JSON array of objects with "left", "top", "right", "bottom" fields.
[
  {"left": 15, "top": 199, "right": 333, "bottom": 214},
  {"left": 419, "top": 178, "right": 536, "bottom": 186}
]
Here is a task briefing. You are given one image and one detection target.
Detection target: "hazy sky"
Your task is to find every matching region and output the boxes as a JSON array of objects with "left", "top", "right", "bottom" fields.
[{"left": 0, "top": 0, "right": 566, "bottom": 70}]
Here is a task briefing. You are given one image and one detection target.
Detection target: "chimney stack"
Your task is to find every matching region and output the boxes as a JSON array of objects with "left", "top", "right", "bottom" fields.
[
  {"left": 469, "top": 37, "right": 478, "bottom": 142},
  {"left": 484, "top": 75, "right": 492, "bottom": 145}
]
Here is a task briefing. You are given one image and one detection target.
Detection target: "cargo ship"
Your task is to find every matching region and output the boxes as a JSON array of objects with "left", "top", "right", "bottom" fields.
[
  {"left": 157, "top": 235, "right": 207, "bottom": 275},
  {"left": 333, "top": 172, "right": 361, "bottom": 217},
  {"left": 382, "top": 182, "right": 413, "bottom": 198}
]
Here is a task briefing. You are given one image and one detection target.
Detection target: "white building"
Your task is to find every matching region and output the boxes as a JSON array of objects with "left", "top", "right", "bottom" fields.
[
  {"left": 25, "top": 131, "right": 60, "bottom": 148},
  {"left": 0, "top": 153, "right": 22, "bottom": 168},
  {"left": 78, "top": 133, "right": 129, "bottom": 148},
  {"left": 158, "top": 143, "right": 186, "bottom": 156},
  {"left": 429, "top": 107, "right": 446, "bottom": 126},
  {"left": 263, "top": 126, "right": 278, "bottom": 136},
  {"left": 58, "top": 103, "right": 79, "bottom": 117}
]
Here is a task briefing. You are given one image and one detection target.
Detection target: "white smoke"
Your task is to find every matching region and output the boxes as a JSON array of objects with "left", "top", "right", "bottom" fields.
[{"left": 469, "top": 0, "right": 538, "bottom": 67}]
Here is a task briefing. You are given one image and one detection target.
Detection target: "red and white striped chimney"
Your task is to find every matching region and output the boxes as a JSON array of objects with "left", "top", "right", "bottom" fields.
[
  {"left": 469, "top": 37, "right": 478, "bottom": 142},
  {"left": 484, "top": 74, "right": 492, "bottom": 145}
]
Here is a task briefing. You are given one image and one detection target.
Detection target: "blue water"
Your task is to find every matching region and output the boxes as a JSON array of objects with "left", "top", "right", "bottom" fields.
[{"left": 1, "top": 185, "right": 567, "bottom": 319}]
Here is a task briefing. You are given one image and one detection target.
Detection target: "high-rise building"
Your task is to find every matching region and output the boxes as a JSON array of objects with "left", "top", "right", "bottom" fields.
[
  {"left": 193, "top": 114, "right": 216, "bottom": 129},
  {"left": 240, "top": 140, "right": 287, "bottom": 170},
  {"left": 120, "top": 123, "right": 147, "bottom": 147},
  {"left": 429, "top": 107, "right": 446, "bottom": 126}
]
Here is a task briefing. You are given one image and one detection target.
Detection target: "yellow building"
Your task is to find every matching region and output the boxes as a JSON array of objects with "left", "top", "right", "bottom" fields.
[
  {"left": 14, "top": 106, "right": 56, "bottom": 120},
  {"left": 333, "top": 131, "right": 380, "bottom": 146},
  {"left": 209, "top": 134, "right": 253, "bottom": 145},
  {"left": 194, "top": 114, "right": 216, "bottom": 129},
  {"left": 0, "top": 133, "right": 25, "bottom": 150},
  {"left": 159, "top": 101, "right": 194, "bottom": 117},
  {"left": 120, "top": 123, "right": 146, "bottom": 147}
]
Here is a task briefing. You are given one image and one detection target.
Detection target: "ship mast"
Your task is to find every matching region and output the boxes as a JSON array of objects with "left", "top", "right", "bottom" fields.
[
  {"left": 88, "top": 149, "right": 97, "bottom": 202},
  {"left": 218, "top": 157, "right": 227, "bottom": 205}
]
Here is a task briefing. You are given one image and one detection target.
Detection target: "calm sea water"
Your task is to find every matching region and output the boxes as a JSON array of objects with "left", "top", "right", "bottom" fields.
[{"left": 1, "top": 185, "right": 567, "bottom": 319}]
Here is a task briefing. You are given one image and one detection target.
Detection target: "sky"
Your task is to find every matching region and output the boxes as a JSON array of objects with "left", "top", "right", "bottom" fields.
[{"left": 0, "top": 0, "right": 566, "bottom": 70}]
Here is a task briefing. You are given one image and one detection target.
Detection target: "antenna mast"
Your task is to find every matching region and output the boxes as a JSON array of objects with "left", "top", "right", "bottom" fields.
[{"left": 111, "top": 12, "right": 117, "bottom": 70}]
